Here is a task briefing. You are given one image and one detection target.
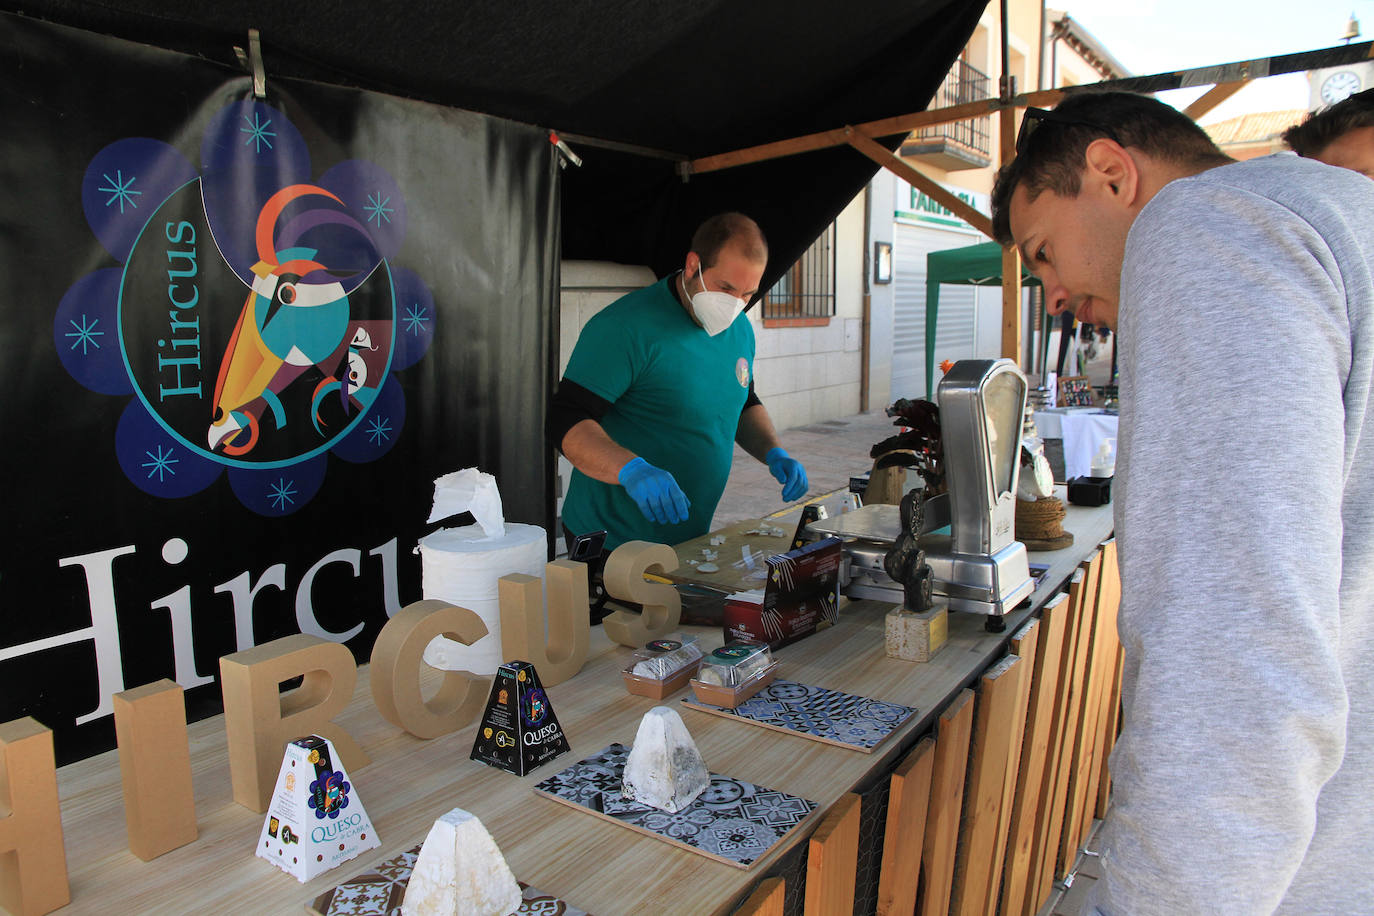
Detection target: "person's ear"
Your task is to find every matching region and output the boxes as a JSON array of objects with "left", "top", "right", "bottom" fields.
[{"left": 1083, "top": 138, "right": 1139, "bottom": 205}]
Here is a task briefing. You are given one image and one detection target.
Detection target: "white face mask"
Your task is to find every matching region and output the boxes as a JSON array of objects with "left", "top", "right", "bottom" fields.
[{"left": 687, "top": 264, "right": 746, "bottom": 336}]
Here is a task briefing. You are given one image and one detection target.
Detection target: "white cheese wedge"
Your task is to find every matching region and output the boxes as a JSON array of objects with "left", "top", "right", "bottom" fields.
[
  {"left": 402, "top": 808, "right": 522, "bottom": 916},
  {"left": 621, "top": 706, "right": 710, "bottom": 813}
]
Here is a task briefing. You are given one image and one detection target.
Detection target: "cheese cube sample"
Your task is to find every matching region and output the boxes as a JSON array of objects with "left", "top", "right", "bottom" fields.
[
  {"left": 621, "top": 706, "right": 709, "bottom": 813},
  {"left": 402, "top": 808, "right": 522, "bottom": 916}
]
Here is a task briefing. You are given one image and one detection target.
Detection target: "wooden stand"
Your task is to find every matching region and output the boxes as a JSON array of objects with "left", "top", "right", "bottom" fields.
[
  {"left": 885, "top": 604, "right": 948, "bottom": 662},
  {"left": 112, "top": 680, "right": 197, "bottom": 861},
  {"left": 0, "top": 717, "right": 70, "bottom": 916}
]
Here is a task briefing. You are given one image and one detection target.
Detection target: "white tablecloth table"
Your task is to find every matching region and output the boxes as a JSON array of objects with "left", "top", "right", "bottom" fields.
[{"left": 1034, "top": 408, "right": 1119, "bottom": 480}]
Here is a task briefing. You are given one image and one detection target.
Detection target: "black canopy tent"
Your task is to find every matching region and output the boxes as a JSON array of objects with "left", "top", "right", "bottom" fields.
[{"left": 0, "top": 0, "right": 991, "bottom": 296}]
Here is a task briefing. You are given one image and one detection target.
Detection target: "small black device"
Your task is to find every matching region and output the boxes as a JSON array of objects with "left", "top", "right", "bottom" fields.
[
  {"left": 1067, "top": 476, "right": 1112, "bottom": 507},
  {"left": 568, "top": 529, "right": 607, "bottom": 563}
]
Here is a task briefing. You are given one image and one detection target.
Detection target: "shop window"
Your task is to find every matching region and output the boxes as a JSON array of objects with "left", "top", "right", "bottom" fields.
[{"left": 763, "top": 221, "right": 836, "bottom": 325}]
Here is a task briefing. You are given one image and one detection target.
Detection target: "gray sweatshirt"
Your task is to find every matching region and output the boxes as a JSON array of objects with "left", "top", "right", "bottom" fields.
[{"left": 1087, "top": 153, "right": 1374, "bottom": 914}]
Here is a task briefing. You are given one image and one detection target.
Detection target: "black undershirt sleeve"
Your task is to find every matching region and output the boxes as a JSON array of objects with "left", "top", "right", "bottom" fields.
[
  {"left": 551, "top": 375, "right": 761, "bottom": 455},
  {"left": 742, "top": 377, "right": 761, "bottom": 412},
  {"left": 549, "top": 379, "right": 612, "bottom": 454}
]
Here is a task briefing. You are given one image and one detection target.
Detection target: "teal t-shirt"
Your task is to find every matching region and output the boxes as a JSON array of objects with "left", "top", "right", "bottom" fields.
[{"left": 561, "top": 276, "right": 754, "bottom": 549}]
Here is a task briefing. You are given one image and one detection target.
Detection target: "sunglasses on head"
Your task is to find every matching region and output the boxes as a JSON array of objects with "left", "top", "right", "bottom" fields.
[{"left": 1015, "top": 106, "right": 1124, "bottom": 157}]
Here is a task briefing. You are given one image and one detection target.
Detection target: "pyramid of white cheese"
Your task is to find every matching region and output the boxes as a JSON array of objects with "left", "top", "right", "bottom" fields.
[
  {"left": 621, "top": 706, "right": 710, "bottom": 813},
  {"left": 401, "top": 808, "right": 522, "bottom": 916}
]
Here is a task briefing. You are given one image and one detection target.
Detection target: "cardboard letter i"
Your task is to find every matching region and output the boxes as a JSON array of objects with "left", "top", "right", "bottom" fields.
[
  {"left": 0, "top": 717, "right": 70, "bottom": 916},
  {"left": 113, "top": 679, "right": 198, "bottom": 860}
]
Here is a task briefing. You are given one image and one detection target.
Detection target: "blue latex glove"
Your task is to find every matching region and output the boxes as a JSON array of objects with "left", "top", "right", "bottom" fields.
[
  {"left": 766, "top": 447, "right": 809, "bottom": 502},
  {"left": 617, "top": 457, "right": 691, "bottom": 525}
]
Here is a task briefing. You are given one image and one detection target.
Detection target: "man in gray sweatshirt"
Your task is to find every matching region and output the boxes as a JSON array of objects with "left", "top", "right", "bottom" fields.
[{"left": 991, "top": 91, "right": 1374, "bottom": 913}]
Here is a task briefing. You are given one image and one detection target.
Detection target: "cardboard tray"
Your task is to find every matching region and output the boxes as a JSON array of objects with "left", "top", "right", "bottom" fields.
[
  {"left": 621, "top": 660, "right": 701, "bottom": 700},
  {"left": 689, "top": 663, "right": 779, "bottom": 708}
]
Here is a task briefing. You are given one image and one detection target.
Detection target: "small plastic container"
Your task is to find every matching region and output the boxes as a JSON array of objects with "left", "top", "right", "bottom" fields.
[
  {"left": 621, "top": 633, "right": 704, "bottom": 699},
  {"left": 690, "top": 640, "right": 778, "bottom": 708}
]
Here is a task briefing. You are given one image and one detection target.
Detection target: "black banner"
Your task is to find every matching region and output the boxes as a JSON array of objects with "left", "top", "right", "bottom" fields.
[{"left": 0, "top": 14, "right": 558, "bottom": 764}]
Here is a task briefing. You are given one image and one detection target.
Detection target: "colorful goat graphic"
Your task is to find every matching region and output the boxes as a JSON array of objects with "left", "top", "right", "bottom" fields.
[{"left": 208, "top": 183, "right": 384, "bottom": 455}]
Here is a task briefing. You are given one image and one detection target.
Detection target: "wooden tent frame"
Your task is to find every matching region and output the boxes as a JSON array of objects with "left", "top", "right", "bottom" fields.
[{"left": 684, "top": 30, "right": 1374, "bottom": 366}]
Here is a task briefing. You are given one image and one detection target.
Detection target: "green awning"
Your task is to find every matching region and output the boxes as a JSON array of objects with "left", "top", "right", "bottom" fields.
[{"left": 924, "top": 241, "right": 1040, "bottom": 397}]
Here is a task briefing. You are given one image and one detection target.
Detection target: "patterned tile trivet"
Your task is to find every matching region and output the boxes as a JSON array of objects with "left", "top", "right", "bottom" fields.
[
  {"left": 532, "top": 743, "right": 818, "bottom": 869},
  {"left": 682, "top": 679, "right": 916, "bottom": 752},
  {"left": 306, "top": 845, "right": 587, "bottom": 915}
]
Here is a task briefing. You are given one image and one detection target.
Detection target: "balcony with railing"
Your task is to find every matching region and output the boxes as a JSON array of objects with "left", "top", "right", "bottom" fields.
[{"left": 901, "top": 58, "right": 992, "bottom": 170}]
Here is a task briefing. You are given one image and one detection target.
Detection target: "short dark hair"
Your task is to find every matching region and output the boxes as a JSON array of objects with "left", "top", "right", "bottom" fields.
[
  {"left": 691, "top": 212, "right": 767, "bottom": 268},
  {"left": 990, "top": 91, "right": 1228, "bottom": 244},
  {"left": 1283, "top": 88, "right": 1374, "bottom": 156}
]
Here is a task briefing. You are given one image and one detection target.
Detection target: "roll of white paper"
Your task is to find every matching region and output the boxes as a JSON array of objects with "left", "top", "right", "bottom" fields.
[{"left": 416, "top": 522, "right": 546, "bottom": 675}]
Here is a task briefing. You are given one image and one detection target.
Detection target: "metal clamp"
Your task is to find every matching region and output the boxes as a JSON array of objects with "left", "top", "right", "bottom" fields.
[{"left": 233, "top": 28, "right": 267, "bottom": 99}]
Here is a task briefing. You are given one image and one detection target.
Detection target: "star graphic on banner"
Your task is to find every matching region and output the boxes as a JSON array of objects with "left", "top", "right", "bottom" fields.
[
  {"left": 98, "top": 170, "right": 142, "bottom": 213},
  {"left": 241, "top": 112, "right": 276, "bottom": 153},
  {"left": 403, "top": 303, "right": 429, "bottom": 335},
  {"left": 367, "top": 415, "right": 392, "bottom": 445},
  {"left": 142, "top": 445, "right": 179, "bottom": 482},
  {"left": 65, "top": 314, "right": 104, "bottom": 355},
  {"left": 364, "top": 191, "right": 393, "bottom": 226},
  {"left": 269, "top": 478, "right": 297, "bottom": 511}
]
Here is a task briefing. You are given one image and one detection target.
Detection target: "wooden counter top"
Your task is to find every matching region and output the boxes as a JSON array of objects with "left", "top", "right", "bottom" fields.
[{"left": 48, "top": 494, "right": 1113, "bottom": 915}]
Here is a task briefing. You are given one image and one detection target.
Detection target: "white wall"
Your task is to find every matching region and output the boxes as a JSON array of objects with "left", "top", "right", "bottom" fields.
[{"left": 749, "top": 193, "right": 867, "bottom": 430}]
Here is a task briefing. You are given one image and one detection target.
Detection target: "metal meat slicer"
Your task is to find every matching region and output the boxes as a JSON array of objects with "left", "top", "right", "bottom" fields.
[{"left": 805, "top": 358, "right": 1035, "bottom": 631}]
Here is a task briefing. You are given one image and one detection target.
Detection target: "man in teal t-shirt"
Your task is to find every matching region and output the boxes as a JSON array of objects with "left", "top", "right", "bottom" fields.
[{"left": 551, "top": 212, "right": 810, "bottom": 576}]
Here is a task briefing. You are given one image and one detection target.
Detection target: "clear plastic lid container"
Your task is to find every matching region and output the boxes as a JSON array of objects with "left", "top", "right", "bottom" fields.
[
  {"left": 625, "top": 633, "right": 702, "bottom": 681},
  {"left": 694, "top": 640, "right": 774, "bottom": 688}
]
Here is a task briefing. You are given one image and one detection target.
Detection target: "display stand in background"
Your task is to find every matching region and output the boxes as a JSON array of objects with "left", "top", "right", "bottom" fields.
[{"left": 1056, "top": 376, "right": 1094, "bottom": 407}]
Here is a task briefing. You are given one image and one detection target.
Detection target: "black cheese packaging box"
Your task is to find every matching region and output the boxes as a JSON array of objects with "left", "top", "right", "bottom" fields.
[{"left": 723, "top": 537, "right": 842, "bottom": 651}]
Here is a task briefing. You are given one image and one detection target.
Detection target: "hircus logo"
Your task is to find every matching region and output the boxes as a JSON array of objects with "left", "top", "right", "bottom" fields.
[{"left": 55, "top": 99, "right": 435, "bottom": 515}]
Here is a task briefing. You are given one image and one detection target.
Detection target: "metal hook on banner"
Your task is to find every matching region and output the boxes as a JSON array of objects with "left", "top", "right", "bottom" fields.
[
  {"left": 549, "top": 131, "right": 583, "bottom": 169},
  {"left": 232, "top": 28, "right": 267, "bottom": 99}
]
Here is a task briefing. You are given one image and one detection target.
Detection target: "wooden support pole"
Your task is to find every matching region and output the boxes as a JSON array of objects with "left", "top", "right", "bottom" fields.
[
  {"left": 999, "top": 105, "right": 1023, "bottom": 364},
  {"left": 804, "top": 793, "right": 861, "bottom": 915},
  {"left": 919, "top": 688, "right": 976, "bottom": 916},
  {"left": 691, "top": 91, "right": 1067, "bottom": 175},
  {"left": 845, "top": 128, "right": 994, "bottom": 238},
  {"left": 688, "top": 41, "right": 1374, "bottom": 177},
  {"left": 1182, "top": 81, "right": 1248, "bottom": 120},
  {"left": 877, "top": 737, "right": 936, "bottom": 916}
]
